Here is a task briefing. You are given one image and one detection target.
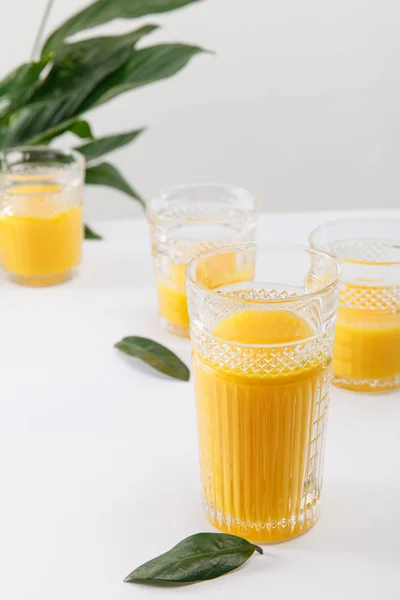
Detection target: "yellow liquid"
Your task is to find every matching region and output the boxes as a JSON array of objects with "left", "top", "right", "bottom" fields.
[
  {"left": 0, "top": 184, "right": 82, "bottom": 286},
  {"left": 157, "top": 253, "right": 254, "bottom": 337},
  {"left": 157, "top": 263, "right": 190, "bottom": 335},
  {"left": 193, "top": 310, "right": 331, "bottom": 543},
  {"left": 334, "top": 299, "right": 400, "bottom": 391}
]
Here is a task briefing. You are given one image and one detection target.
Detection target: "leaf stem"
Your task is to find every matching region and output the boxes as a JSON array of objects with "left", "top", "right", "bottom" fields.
[
  {"left": 252, "top": 544, "right": 263, "bottom": 555},
  {"left": 31, "top": 0, "right": 56, "bottom": 60}
]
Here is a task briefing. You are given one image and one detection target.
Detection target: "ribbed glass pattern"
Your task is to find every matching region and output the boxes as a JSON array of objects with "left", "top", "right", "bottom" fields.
[{"left": 192, "top": 325, "right": 334, "bottom": 543}]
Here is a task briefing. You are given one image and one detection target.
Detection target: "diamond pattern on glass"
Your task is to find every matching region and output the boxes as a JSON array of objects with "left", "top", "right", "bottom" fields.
[
  {"left": 225, "top": 288, "right": 299, "bottom": 300},
  {"left": 340, "top": 284, "right": 400, "bottom": 312},
  {"left": 191, "top": 323, "right": 335, "bottom": 377},
  {"left": 156, "top": 202, "right": 241, "bottom": 222},
  {"left": 327, "top": 239, "right": 400, "bottom": 263},
  {"left": 153, "top": 228, "right": 256, "bottom": 265}
]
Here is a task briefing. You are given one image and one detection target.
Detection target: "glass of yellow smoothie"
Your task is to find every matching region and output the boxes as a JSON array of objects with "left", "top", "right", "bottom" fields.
[
  {"left": 310, "top": 219, "right": 400, "bottom": 392},
  {"left": 147, "top": 184, "right": 257, "bottom": 337},
  {"left": 0, "top": 147, "right": 85, "bottom": 286},
  {"left": 186, "top": 242, "right": 340, "bottom": 543}
]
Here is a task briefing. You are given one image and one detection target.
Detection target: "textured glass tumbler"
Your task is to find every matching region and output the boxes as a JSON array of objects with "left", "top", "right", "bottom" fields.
[
  {"left": 310, "top": 220, "right": 400, "bottom": 392},
  {"left": 186, "top": 242, "right": 339, "bottom": 543},
  {"left": 147, "top": 183, "right": 257, "bottom": 337},
  {"left": 0, "top": 147, "right": 85, "bottom": 286}
]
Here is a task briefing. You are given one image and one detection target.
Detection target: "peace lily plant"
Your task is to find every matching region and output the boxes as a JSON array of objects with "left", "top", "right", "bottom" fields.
[
  {"left": 0, "top": 0, "right": 206, "bottom": 239},
  {"left": 0, "top": 1, "right": 202, "bottom": 377}
]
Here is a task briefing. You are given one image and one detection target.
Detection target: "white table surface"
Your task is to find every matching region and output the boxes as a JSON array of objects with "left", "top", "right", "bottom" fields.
[{"left": 1, "top": 209, "right": 400, "bottom": 600}]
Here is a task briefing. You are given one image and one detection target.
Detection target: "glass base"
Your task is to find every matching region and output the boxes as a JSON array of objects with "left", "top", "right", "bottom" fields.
[
  {"left": 203, "top": 498, "right": 319, "bottom": 544},
  {"left": 11, "top": 270, "right": 72, "bottom": 287},
  {"left": 160, "top": 316, "right": 190, "bottom": 338},
  {"left": 332, "top": 374, "right": 400, "bottom": 393}
]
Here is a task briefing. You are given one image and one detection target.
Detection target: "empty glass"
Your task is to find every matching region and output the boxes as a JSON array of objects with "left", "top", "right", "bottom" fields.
[
  {"left": 0, "top": 147, "right": 85, "bottom": 286},
  {"left": 186, "top": 242, "right": 339, "bottom": 542},
  {"left": 147, "top": 183, "right": 257, "bottom": 337},
  {"left": 310, "top": 219, "right": 400, "bottom": 392}
]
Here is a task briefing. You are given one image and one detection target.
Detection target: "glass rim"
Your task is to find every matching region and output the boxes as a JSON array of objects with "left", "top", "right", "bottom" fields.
[
  {"left": 147, "top": 182, "right": 257, "bottom": 223},
  {"left": 309, "top": 218, "right": 400, "bottom": 266},
  {"left": 186, "top": 240, "right": 340, "bottom": 305},
  {"left": 0, "top": 145, "right": 85, "bottom": 170},
  {"left": 0, "top": 146, "right": 85, "bottom": 198}
]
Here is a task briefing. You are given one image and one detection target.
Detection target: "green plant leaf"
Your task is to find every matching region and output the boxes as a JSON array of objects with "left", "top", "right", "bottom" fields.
[
  {"left": 0, "top": 61, "right": 46, "bottom": 101},
  {"left": 0, "top": 58, "right": 50, "bottom": 126},
  {"left": 124, "top": 533, "right": 263, "bottom": 586},
  {"left": 84, "top": 224, "right": 102, "bottom": 240},
  {"left": 3, "top": 26, "right": 156, "bottom": 147},
  {"left": 115, "top": 336, "right": 190, "bottom": 381},
  {"left": 0, "top": 65, "right": 31, "bottom": 100},
  {"left": 32, "top": 119, "right": 94, "bottom": 144},
  {"left": 85, "top": 162, "right": 145, "bottom": 207},
  {"left": 76, "top": 128, "right": 144, "bottom": 163},
  {"left": 42, "top": 0, "right": 203, "bottom": 55},
  {"left": 67, "top": 120, "right": 94, "bottom": 140},
  {"left": 34, "top": 25, "right": 158, "bottom": 104},
  {"left": 81, "top": 43, "right": 207, "bottom": 110},
  {"left": 2, "top": 101, "right": 72, "bottom": 147}
]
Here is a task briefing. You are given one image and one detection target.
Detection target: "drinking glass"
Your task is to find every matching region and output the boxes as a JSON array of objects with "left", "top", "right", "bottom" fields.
[
  {"left": 186, "top": 242, "right": 339, "bottom": 542},
  {"left": 147, "top": 183, "right": 257, "bottom": 337},
  {"left": 310, "top": 220, "right": 400, "bottom": 392},
  {"left": 0, "top": 147, "right": 85, "bottom": 286}
]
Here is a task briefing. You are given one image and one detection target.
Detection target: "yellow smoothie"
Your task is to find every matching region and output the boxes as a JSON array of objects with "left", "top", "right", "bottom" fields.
[
  {"left": 157, "top": 263, "right": 189, "bottom": 335},
  {"left": 193, "top": 309, "right": 331, "bottom": 543},
  {"left": 0, "top": 184, "right": 82, "bottom": 286},
  {"left": 157, "top": 253, "right": 254, "bottom": 336},
  {"left": 333, "top": 286, "right": 400, "bottom": 390}
]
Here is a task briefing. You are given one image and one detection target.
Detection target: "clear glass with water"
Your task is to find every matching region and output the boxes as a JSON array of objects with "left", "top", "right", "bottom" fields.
[{"left": 147, "top": 183, "right": 258, "bottom": 337}]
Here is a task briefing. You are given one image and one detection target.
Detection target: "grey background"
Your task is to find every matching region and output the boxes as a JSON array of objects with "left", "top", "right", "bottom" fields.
[{"left": 1, "top": 0, "right": 399, "bottom": 219}]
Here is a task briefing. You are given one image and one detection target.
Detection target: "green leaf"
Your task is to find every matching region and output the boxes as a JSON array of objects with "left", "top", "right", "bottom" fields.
[
  {"left": 76, "top": 128, "right": 144, "bottom": 163},
  {"left": 34, "top": 25, "right": 158, "bottom": 103},
  {"left": 81, "top": 43, "right": 206, "bottom": 110},
  {"left": 0, "top": 58, "right": 50, "bottom": 126},
  {"left": 3, "top": 26, "right": 156, "bottom": 147},
  {"left": 2, "top": 101, "right": 73, "bottom": 147},
  {"left": 115, "top": 336, "right": 190, "bottom": 381},
  {"left": 0, "top": 65, "right": 31, "bottom": 100},
  {"left": 84, "top": 224, "right": 102, "bottom": 240},
  {"left": 0, "top": 59, "right": 50, "bottom": 101},
  {"left": 42, "top": 0, "right": 203, "bottom": 55},
  {"left": 85, "top": 162, "right": 145, "bottom": 207},
  {"left": 32, "top": 119, "right": 94, "bottom": 144},
  {"left": 68, "top": 120, "right": 94, "bottom": 140},
  {"left": 124, "top": 533, "right": 263, "bottom": 585}
]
